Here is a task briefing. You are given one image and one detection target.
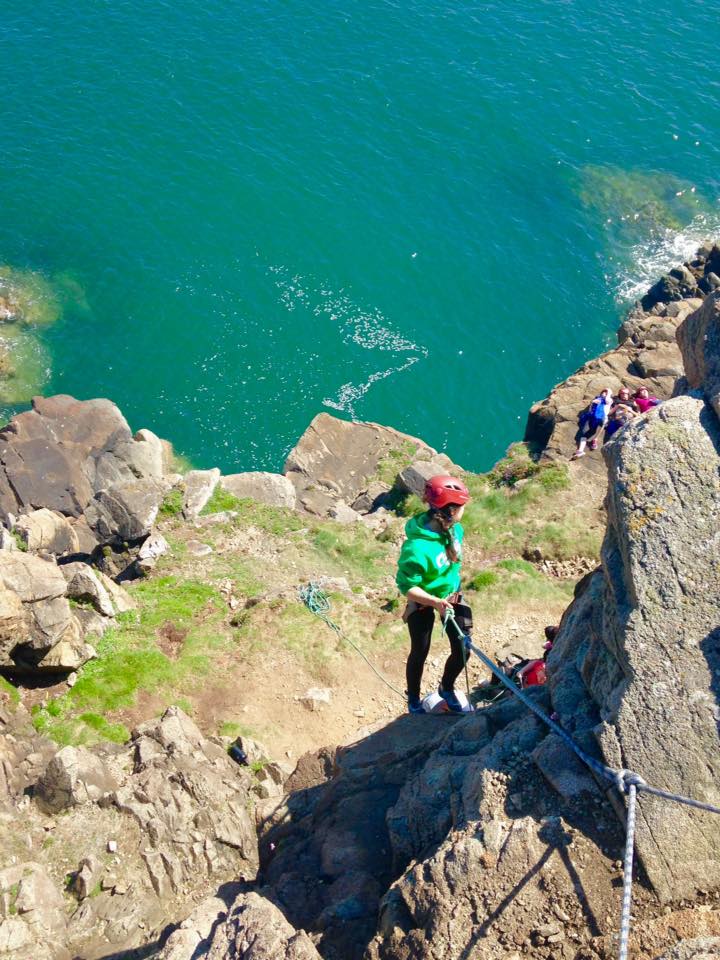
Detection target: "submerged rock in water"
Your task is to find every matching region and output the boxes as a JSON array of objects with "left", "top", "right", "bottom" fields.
[{"left": 0, "top": 265, "right": 61, "bottom": 405}]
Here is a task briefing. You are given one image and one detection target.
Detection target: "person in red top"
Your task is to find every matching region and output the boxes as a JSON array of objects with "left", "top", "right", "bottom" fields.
[{"left": 634, "top": 386, "right": 660, "bottom": 413}]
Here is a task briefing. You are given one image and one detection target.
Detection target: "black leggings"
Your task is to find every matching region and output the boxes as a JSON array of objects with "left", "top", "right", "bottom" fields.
[{"left": 405, "top": 606, "right": 466, "bottom": 700}]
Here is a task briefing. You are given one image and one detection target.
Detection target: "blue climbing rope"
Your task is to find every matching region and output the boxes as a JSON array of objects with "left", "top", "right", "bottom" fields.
[
  {"left": 299, "top": 592, "right": 719, "bottom": 960},
  {"left": 441, "top": 609, "right": 720, "bottom": 960}
]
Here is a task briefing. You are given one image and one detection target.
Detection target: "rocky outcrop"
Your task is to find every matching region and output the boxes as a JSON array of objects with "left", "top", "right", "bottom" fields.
[
  {"left": 284, "top": 413, "right": 462, "bottom": 518},
  {"left": 640, "top": 243, "right": 720, "bottom": 310},
  {"left": 0, "top": 552, "right": 95, "bottom": 673},
  {"left": 0, "top": 703, "right": 258, "bottom": 960},
  {"left": 221, "top": 472, "right": 297, "bottom": 509},
  {"left": 35, "top": 745, "right": 118, "bottom": 813},
  {"left": 676, "top": 289, "right": 720, "bottom": 420},
  {"left": 14, "top": 508, "right": 79, "bottom": 556},
  {"left": 204, "top": 891, "right": 323, "bottom": 959},
  {"left": 548, "top": 393, "right": 720, "bottom": 901},
  {"left": 524, "top": 298, "right": 697, "bottom": 468},
  {"left": 0, "top": 394, "right": 175, "bottom": 546},
  {"left": 183, "top": 468, "right": 221, "bottom": 519}
]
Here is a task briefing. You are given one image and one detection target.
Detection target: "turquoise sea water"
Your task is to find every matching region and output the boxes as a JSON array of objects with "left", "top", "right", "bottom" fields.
[{"left": 1, "top": 1, "right": 719, "bottom": 472}]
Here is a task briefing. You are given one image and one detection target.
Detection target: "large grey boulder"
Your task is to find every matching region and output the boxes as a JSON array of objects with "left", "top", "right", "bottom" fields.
[
  {"left": 85, "top": 478, "right": 167, "bottom": 542},
  {"left": 0, "top": 395, "right": 174, "bottom": 544},
  {"left": 0, "top": 863, "right": 67, "bottom": 954},
  {"left": 183, "top": 468, "right": 220, "bottom": 519},
  {"left": 0, "top": 550, "right": 66, "bottom": 603},
  {"left": 220, "top": 472, "right": 296, "bottom": 509},
  {"left": 35, "top": 745, "right": 119, "bottom": 813},
  {"left": 61, "top": 561, "right": 115, "bottom": 618},
  {"left": 15, "top": 508, "right": 79, "bottom": 556},
  {"left": 205, "top": 892, "right": 322, "bottom": 960},
  {"left": 677, "top": 290, "right": 720, "bottom": 420},
  {"left": 284, "top": 413, "right": 460, "bottom": 516},
  {"left": 548, "top": 396, "right": 720, "bottom": 902},
  {"left": 0, "top": 395, "right": 129, "bottom": 522},
  {"left": 157, "top": 887, "right": 244, "bottom": 960},
  {"left": 0, "top": 552, "right": 93, "bottom": 672}
]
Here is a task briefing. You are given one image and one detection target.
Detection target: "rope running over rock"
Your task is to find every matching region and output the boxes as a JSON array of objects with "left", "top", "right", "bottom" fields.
[
  {"left": 299, "top": 587, "right": 719, "bottom": 960},
  {"left": 441, "top": 609, "right": 720, "bottom": 960},
  {"left": 298, "top": 582, "right": 405, "bottom": 700}
]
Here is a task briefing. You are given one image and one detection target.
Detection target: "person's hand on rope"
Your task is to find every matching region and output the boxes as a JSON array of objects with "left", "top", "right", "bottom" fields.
[
  {"left": 434, "top": 597, "right": 454, "bottom": 615},
  {"left": 406, "top": 586, "right": 452, "bottom": 615}
]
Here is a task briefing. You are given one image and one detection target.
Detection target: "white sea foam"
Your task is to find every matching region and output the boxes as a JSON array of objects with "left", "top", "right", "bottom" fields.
[
  {"left": 270, "top": 265, "right": 427, "bottom": 419},
  {"left": 614, "top": 212, "right": 720, "bottom": 304}
]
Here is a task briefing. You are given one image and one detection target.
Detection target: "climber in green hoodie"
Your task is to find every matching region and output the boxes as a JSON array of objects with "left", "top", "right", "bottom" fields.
[{"left": 396, "top": 475, "right": 471, "bottom": 714}]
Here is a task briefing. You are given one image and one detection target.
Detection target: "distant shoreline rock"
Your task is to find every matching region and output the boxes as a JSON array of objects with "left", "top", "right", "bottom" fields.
[{"left": 524, "top": 242, "right": 720, "bottom": 469}]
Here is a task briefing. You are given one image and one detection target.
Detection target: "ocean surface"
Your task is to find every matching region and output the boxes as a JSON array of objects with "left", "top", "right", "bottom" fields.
[{"left": 1, "top": 1, "right": 719, "bottom": 473}]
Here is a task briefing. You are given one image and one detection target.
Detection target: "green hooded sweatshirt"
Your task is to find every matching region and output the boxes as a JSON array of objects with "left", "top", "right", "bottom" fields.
[{"left": 395, "top": 511, "right": 464, "bottom": 598}]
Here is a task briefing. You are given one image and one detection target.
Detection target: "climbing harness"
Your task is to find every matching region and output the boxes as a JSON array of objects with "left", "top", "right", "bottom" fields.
[
  {"left": 438, "top": 605, "right": 472, "bottom": 704},
  {"left": 298, "top": 582, "right": 405, "bottom": 700},
  {"left": 441, "top": 609, "right": 720, "bottom": 960}
]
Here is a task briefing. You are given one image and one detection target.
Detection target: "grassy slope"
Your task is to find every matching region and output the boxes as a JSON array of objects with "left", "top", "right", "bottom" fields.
[{"left": 31, "top": 444, "right": 602, "bottom": 749}]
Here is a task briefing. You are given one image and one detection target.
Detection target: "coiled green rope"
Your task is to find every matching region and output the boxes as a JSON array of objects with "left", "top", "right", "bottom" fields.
[{"left": 298, "top": 581, "right": 405, "bottom": 700}]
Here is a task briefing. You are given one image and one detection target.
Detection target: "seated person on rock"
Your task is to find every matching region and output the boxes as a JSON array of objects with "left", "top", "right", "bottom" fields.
[
  {"left": 604, "top": 402, "right": 636, "bottom": 440},
  {"left": 611, "top": 386, "right": 638, "bottom": 414},
  {"left": 572, "top": 388, "right": 613, "bottom": 458},
  {"left": 634, "top": 386, "right": 660, "bottom": 413}
]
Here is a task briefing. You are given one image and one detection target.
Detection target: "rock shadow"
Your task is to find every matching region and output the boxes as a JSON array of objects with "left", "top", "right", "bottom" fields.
[
  {"left": 700, "top": 627, "right": 720, "bottom": 740},
  {"left": 258, "top": 691, "right": 627, "bottom": 960}
]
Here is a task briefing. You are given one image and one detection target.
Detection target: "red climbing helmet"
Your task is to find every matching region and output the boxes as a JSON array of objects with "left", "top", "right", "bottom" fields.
[{"left": 424, "top": 475, "right": 471, "bottom": 509}]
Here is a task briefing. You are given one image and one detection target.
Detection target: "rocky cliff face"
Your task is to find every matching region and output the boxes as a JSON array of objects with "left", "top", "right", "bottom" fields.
[
  {"left": 196, "top": 277, "right": 720, "bottom": 959},
  {"left": 3, "top": 259, "right": 720, "bottom": 960},
  {"left": 0, "top": 701, "right": 258, "bottom": 960},
  {"left": 549, "top": 394, "right": 720, "bottom": 900},
  {"left": 524, "top": 243, "right": 720, "bottom": 469}
]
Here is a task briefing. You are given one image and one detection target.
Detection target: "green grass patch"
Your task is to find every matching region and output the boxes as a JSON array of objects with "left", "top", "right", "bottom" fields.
[
  {"left": 375, "top": 440, "right": 419, "bottom": 486},
  {"left": 311, "top": 523, "right": 389, "bottom": 582},
  {"left": 159, "top": 488, "right": 184, "bottom": 517},
  {"left": 200, "top": 485, "right": 243, "bottom": 515},
  {"left": 218, "top": 720, "right": 256, "bottom": 739},
  {"left": 488, "top": 443, "right": 541, "bottom": 487},
  {"left": 11, "top": 531, "right": 28, "bottom": 552},
  {"left": 7, "top": 882, "right": 19, "bottom": 915},
  {"left": 496, "top": 558, "right": 536, "bottom": 576},
  {"left": 225, "top": 498, "right": 306, "bottom": 537},
  {"left": 78, "top": 713, "right": 130, "bottom": 743},
  {"left": 32, "top": 576, "right": 227, "bottom": 746},
  {"left": 466, "top": 570, "right": 499, "bottom": 591},
  {"left": 0, "top": 676, "right": 20, "bottom": 706},
  {"left": 389, "top": 492, "right": 424, "bottom": 518},
  {"left": 211, "top": 556, "right": 265, "bottom": 599},
  {"left": 464, "top": 559, "right": 573, "bottom": 616}
]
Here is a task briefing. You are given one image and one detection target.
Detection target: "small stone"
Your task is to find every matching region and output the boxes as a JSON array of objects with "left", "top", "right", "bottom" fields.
[
  {"left": 186, "top": 540, "right": 213, "bottom": 558},
  {"left": 299, "top": 687, "right": 332, "bottom": 712},
  {"left": 107, "top": 839, "right": 117, "bottom": 854}
]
